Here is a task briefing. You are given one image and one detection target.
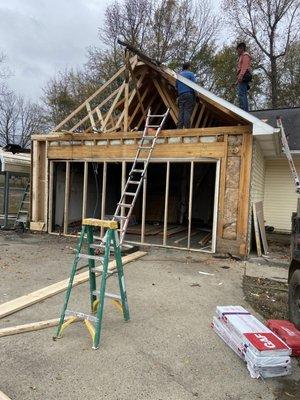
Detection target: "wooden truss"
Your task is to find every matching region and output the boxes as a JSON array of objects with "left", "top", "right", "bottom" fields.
[{"left": 52, "top": 54, "right": 244, "bottom": 135}]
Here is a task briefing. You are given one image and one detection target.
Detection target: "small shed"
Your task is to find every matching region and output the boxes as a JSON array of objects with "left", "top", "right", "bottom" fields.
[{"left": 0, "top": 148, "right": 31, "bottom": 228}]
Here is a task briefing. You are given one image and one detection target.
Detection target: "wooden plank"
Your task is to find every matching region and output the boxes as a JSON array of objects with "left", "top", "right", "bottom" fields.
[
  {"left": 237, "top": 133, "right": 253, "bottom": 255},
  {"left": 174, "top": 230, "right": 198, "bottom": 244},
  {"left": 0, "top": 318, "right": 68, "bottom": 338},
  {"left": 152, "top": 79, "right": 177, "bottom": 123},
  {"left": 30, "top": 221, "right": 45, "bottom": 231},
  {"left": 195, "top": 104, "right": 205, "bottom": 128},
  {"left": 86, "top": 102, "right": 96, "bottom": 129},
  {"left": 82, "top": 218, "right": 118, "bottom": 228},
  {"left": 254, "top": 201, "right": 268, "bottom": 254},
  {"left": 252, "top": 203, "right": 262, "bottom": 257},
  {"left": 44, "top": 141, "right": 49, "bottom": 230},
  {"left": 121, "top": 161, "right": 126, "bottom": 231},
  {"left": 141, "top": 163, "right": 147, "bottom": 243},
  {"left": 102, "top": 82, "right": 126, "bottom": 130},
  {"left": 48, "top": 160, "right": 54, "bottom": 233},
  {"left": 198, "top": 232, "right": 212, "bottom": 246},
  {"left": 163, "top": 162, "right": 170, "bottom": 246},
  {"left": 0, "top": 390, "right": 11, "bottom": 400},
  {"left": 217, "top": 135, "right": 228, "bottom": 239},
  {"left": 48, "top": 142, "right": 226, "bottom": 161},
  {"left": 0, "top": 251, "right": 147, "bottom": 319},
  {"left": 159, "top": 225, "right": 186, "bottom": 237},
  {"left": 82, "top": 161, "right": 88, "bottom": 219},
  {"left": 63, "top": 161, "right": 70, "bottom": 235},
  {"left": 187, "top": 162, "right": 194, "bottom": 249},
  {"left": 71, "top": 86, "right": 124, "bottom": 133},
  {"left": 101, "top": 162, "right": 107, "bottom": 237},
  {"left": 32, "top": 125, "right": 251, "bottom": 141},
  {"left": 128, "top": 86, "right": 150, "bottom": 127},
  {"left": 53, "top": 65, "right": 127, "bottom": 131}
]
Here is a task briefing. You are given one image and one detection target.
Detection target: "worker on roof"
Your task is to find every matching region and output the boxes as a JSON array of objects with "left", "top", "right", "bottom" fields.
[
  {"left": 176, "top": 63, "right": 196, "bottom": 129},
  {"left": 236, "top": 42, "right": 252, "bottom": 112}
]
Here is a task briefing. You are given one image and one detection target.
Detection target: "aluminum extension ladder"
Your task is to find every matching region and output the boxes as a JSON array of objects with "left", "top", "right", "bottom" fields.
[
  {"left": 277, "top": 117, "right": 300, "bottom": 194},
  {"left": 14, "top": 181, "right": 30, "bottom": 229},
  {"left": 113, "top": 108, "right": 169, "bottom": 244},
  {"left": 55, "top": 218, "right": 130, "bottom": 349}
]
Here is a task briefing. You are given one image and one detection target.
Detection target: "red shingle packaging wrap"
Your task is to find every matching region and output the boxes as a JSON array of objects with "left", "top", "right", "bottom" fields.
[
  {"left": 267, "top": 320, "right": 300, "bottom": 357},
  {"left": 212, "top": 306, "right": 292, "bottom": 378}
]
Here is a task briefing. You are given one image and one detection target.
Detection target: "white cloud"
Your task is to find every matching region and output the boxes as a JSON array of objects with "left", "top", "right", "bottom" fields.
[{"left": 0, "top": 0, "right": 110, "bottom": 101}]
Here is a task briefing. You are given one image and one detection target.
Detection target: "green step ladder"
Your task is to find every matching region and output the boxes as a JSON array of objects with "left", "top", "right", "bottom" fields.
[{"left": 55, "top": 218, "right": 130, "bottom": 349}]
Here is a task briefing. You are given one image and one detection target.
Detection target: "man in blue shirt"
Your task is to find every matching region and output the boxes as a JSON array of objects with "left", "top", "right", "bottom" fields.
[{"left": 176, "top": 63, "right": 196, "bottom": 129}]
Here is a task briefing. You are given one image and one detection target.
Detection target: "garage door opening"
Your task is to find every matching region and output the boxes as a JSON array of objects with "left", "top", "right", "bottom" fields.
[
  {"left": 126, "top": 160, "right": 219, "bottom": 252},
  {"left": 50, "top": 159, "right": 219, "bottom": 252}
]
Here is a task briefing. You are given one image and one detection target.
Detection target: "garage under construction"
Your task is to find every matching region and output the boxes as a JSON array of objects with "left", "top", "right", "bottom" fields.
[{"left": 30, "top": 48, "right": 277, "bottom": 255}]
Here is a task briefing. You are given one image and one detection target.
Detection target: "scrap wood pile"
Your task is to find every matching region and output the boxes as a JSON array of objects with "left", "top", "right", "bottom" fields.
[{"left": 212, "top": 306, "right": 291, "bottom": 378}]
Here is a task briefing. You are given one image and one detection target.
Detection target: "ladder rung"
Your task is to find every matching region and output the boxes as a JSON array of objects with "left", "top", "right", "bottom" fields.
[
  {"left": 65, "top": 310, "right": 98, "bottom": 323},
  {"left": 92, "top": 291, "right": 121, "bottom": 300},
  {"left": 131, "top": 169, "right": 144, "bottom": 173},
  {"left": 118, "top": 203, "right": 131, "bottom": 208},
  {"left": 128, "top": 180, "right": 140, "bottom": 184},
  {"left": 78, "top": 253, "right": 104, "bottom": 262},
  {"left": 139, "top": 146, "right": 152, "bottom": 150},
  {"left": 19, "top": 210, "right": 28, "bottom": 214},
  {"left": 147, "top": 125, "right": 159, "bottom": 128},
  {"left": 22, "top": 201, "right": 30, "bottom": 204},
  {"left": 89, "top": 243, "right": 115, "bottom": 250},
  {"left": 143, "top": 136, "right": 155, "bottom": 139},
  {"left": 124, "top": 192, "right": 136, "bottom": 196},
  {"left": 114, "top": 215, "right": 127, "bottom": 220},
  {"left": 149, "top": 114, "right": 165, "bottom": 117}
]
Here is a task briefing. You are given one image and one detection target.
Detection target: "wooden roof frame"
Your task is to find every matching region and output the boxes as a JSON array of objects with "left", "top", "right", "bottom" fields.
[{"left": 48, "top": 49, "right": 276, "bottom": 137}]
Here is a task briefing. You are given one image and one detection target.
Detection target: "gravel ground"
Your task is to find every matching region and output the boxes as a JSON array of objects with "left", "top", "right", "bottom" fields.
[{"left": 0, "top": 231, "right": 299, "bottom": 400}]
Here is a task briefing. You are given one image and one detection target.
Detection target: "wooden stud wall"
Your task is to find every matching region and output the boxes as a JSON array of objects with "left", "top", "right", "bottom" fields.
[{"left": 30, "top": 126, "right": 253, "bottom": 255}]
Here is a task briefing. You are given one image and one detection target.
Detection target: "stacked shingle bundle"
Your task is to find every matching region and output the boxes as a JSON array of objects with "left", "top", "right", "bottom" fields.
[{"left": 212, "top": 306, "right": 292, "bottom": 378}]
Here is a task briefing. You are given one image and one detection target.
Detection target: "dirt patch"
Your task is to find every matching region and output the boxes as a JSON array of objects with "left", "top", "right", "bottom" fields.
[
  {"left": 273, "top": 378, "right": 300, "bottom": 399},
  {"left": 243, "top": 275, "right": 288, "bottom": 320}
]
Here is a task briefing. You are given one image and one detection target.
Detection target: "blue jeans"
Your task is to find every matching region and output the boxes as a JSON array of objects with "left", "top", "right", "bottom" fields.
[
  {"left": 238, "top": 82, "right": 249, "bottom": 111},
  {"left": 177, "top": 92, "right": 195, "bottom": 128}
]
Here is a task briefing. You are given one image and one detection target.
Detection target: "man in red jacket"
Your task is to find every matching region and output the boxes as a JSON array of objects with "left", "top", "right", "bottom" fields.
[{"left": 236, "top": 42, "right": 252, "bottom": 112}]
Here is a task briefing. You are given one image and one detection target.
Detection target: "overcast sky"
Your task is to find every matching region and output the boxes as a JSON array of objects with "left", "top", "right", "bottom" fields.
[
  {"left": 0, "top": 0, "right": 109, "bottom": 101},
  {"left": 0, "top": 0, "right": 221, "bottom": 103}
]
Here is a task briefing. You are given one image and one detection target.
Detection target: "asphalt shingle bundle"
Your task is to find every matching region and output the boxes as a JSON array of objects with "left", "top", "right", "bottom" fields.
[{"left": 212, "top": 306, "right": 292, "bottom": 378}]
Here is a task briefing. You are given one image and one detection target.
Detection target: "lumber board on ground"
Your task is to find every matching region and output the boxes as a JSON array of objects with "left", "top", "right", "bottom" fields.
[
  {"left": 252, "top": 203, "right": 262, "bottom": 257},
  {"left": 174, "top": 230, "right": 199, "bottom": 244},
  {"left": 253, "top": 201, "right": 268, "bottom": 254},
  {"left": 0, "top": 251, "right": 147, "bottom": 319},
  {"left": 198, "top": 232, "right": 212, "bottom": 246},
  {"left": 0, "top": 318, "right": 66, "bottom": 338},
  {"left": 0, "top": 390, "right": 11, "bottom": 400},
  {"left": 159, "top": 226, "right": 186, "bottom": 237}
]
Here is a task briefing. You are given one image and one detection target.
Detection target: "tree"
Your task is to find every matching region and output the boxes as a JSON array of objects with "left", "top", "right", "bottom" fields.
[
  {"left": 0, "top": 90, "right": 46, "bottom": 148},
  {"left": 223, "top": 0, "right": 300, "bottom": 108},
  {"left": 100, "top": 0, "right": 219, "bottom": 68},
  {"left": 278, "top": 40, "right": 300, "bottom": 106},
  {"left": 42, "top": 68, "right": 100, "bottom": 128},
  {"left": 44, "top": 0, "right": 220, "bottom": 127}
]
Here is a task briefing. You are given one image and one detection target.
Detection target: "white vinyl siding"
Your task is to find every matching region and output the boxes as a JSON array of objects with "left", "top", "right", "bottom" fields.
[
  {"left": 264, "top": 158, "right": 300, "bottom": 232},
  {"left": 251, "top": 139, "right": 265, "bottom": 203}
]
